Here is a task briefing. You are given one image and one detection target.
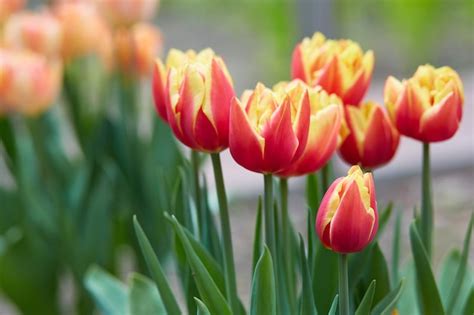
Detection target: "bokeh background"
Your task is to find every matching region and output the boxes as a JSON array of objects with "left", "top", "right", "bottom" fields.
[{"left": 1, "top": 0, "right": 473, "bottom": 314}]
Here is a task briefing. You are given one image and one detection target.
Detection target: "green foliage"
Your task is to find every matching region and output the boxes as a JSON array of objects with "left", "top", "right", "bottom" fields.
[{"left": 250, "top": 246, "right": 276, "bottom": 315}]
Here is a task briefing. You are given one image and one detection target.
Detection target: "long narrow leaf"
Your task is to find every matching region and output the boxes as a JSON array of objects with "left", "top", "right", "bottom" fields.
[
  {"left": 370, "top": 279, "right": 405, "bottom": 315},
  {"left": 327, "top": 295, "right": 338, "bottom": 315},
  {"left": 133, "top": 216, "right": 181, "bottom": 315},
  {"left": 129, "top": 273, "right": 167, "bottom": 315},
  {"left": 195, "top": 298, "right": 211, "bottom": 315},
  {"left": 409, "top": 221, "right": 445, "bottom": 315},
  {"left": 250, "top": 246, "right": 276, "bottom": 315},
  {"left": 298, "top": 235, "right": 317, "bottom": 315},
  {"left": 355, "top": 280, "right": 376, "bottom": 315},
  {"left": 252, "top": 196, "right": 263, "bottom": 273}
]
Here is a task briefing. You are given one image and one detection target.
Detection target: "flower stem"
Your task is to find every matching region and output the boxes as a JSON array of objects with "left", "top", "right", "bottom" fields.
[
  {"left": 421, "top": 142, "right": 433, "bottom": 259},
  {"left": 191, "top": 150, "right": 205, "bottom": 239},
  {"left": 338, "top": 253, "right": 350, "bottom": 315},
  {"left": 321, "top": 162, "right": 331, "bottom": 192},
  {"left": 210, "top": 153, "right": 238, "bottom": 314},
  {"left": 264, "top": 174, "right": 276, "bottom": 259},
  {"left": 280, "top": 178, "right": 295, "bottom": 312}
]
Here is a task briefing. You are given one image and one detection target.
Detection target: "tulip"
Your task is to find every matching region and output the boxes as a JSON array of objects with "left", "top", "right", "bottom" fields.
[
  {"left": 0, "top": 50, "right": 62, "bottom": 116},
  {"left": 292, "top": 32, "right": 374, "bottom": 106},
  {"left": 384, "top": 64, "right": 464, "bottom": 142},
  {"left": 339, "top": 101, "right": 400, "bottom": 169},
  {"left": 96, "top": 0, "right": 159, "bottom": 27},
  {"left": 3, "top": 11, "right": 63, "bottom": 58},
  {"left": 0, "top": 0, "right": 24, "bottom": 23},
  {"left": 153, "top": 49, "right": 235, "bottom": 152},
  {"left": 275, "top": 81, "right": 347, "bottom": 177},
  {"left": 114, "top": 23, "right": 162, "bottom": 77},
  {"left": 229, "top": 82, "right": 310, "bottom": 174},
  {"left": 54, "top": 1, "right": 113, "bottom": 65},
  {"left": 315, "top": 165, "right": 378, "bottom": 253}
]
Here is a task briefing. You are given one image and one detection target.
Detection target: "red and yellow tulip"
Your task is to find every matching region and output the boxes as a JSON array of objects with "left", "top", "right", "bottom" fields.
[
  {"left": 276, "top": 80, "right": 348, "bottom": 177},
  {"left": 384, "top": 65, "right": 464, "bottom": 142},
  {"left": 292, "top": 32, "right": 374, "bottom": 106},
  {"left": 339, "top": 101, "right": 399, "bottom": 169},
  {"left": 315, "top": 165, "right": 378, "bottom": 253},
  {"left": 96, "top": 0, "right": 159, "bottom": 27},
  {"left": 0, "top": 0, "right": 24, "bottom": 24},
  {"left": 153, "top": 49, "right": 235, "bottom": 152},
  {"left": 229, "top": 82, "right": 310, "bottom": 174},
  {"left": 114, "top": 23, "right": 162, "bottom": 77},
  {"left": 3, "top": 11, "right": 63, "bottom": 58},
  {"left": 0, "top": 49, "right": 62, "bottom": 116}
]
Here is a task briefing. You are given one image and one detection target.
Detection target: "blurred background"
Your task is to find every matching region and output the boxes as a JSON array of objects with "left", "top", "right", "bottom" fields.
[{"left": 1, "top": 0, "right": 473, "bottom": 314}]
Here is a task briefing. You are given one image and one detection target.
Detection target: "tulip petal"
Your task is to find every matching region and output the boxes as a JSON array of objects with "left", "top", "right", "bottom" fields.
[
  {"left": 329, "top": 179, "right": 375, "bottom": 253},
  {"left": 291, "top": 90, "right": 311, "bottom": 161},
  {"left": 314, "top": 55, "right": 341, "bottom": 95},
  {"left": 394, "top": 81, "right": 426, "bottom": 139},
  {"left": 210, "top": 58, "right": 234, "bottom": 146},
  {"left": 384, "top": 76, "right": 403, "bottom": 118},
  {"left": 229, "top": 98, "right": 265, "bottom": 172},
  {"left": 419, "top": 91, "right": 461, "bottom": 142},
  {"left": 364, "top": 173, "right": 378, "bottom": 242},
  {"left": 152, "top": 60, "right": 168, "bottom": 121},
  {"left": 315, "top": 178, "right": 344, "bottom": 249},
  {"left": 262, "top": 97, "right": 299, "bottom": 173},
  {"left": 194, "top": 107, "right": 220, "bottom": 151},
  {"left": 291, "top": 45, "right": 307, "bottom": 82},
  {"left": 341, "top": 50, "right": 374, "bottom": 106}
]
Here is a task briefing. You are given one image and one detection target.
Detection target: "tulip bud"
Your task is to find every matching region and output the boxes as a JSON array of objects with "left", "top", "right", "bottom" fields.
[
  {"left": 275, "top": 80, "right": 347, "bottom": 177},
  {"left": 229, "top": 82, "right": 310, "bottom": 174},
  {"left": 292, "top": 32, "right": 374, "bottom": 106},
  {"left": 339, "top": 101, "right": 400, "bottom": 169},
  {"left": 0, "top": 0, "right": 24, "bottom": 24},
  {"left": 3, "top": 11, "right": 63, "bottom": 58},
  {"left": 54, "top": 1, "right": 113, "bottom": 65},
  {"left": 315, "top": 165, "right": 378, "bottom": 253},
  {"left": 96, "top": 0, "right": 159, "bottom": 27},
  {"left": 114, "top": 23, "right": 162, "bottom": 77},
  {"left": 153, "top": 49, "right": 235, "bottom": 152},
  {"left": 0, "top": 49, "right": 62, "bottom": 116},
  {"left": 384, "top": 65, "right": 464, "bottom": 142}
]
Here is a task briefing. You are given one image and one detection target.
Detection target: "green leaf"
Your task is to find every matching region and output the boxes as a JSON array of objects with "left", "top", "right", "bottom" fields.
[
  {"left": 312, "top": 243, "right": 338, "bottom": 314},
  {"left": 366, "top": 243, "right": 391, "bottom": 306},
  {"left": 462, "top": 287, "right": 474, "bottom": 315},
  {"left": 446, "top": 213, "right": 473, "bottom": 313},
  {"left": 355, "top": 280, "right": 376, "bottom": 315},
  {"left": 195, "top": 297, "right": 211, "bottom": 315},
  {"left": 376, "top": 202, "right": 393, "bottom": 239},
  {"left": 370, "top": 279, "right": 405, "bottom": 315},
  {"left": 298, "top": 235, "right": 317, "bottom": 315},
  {"left": 391, "top": 210, "right": 401, "bottom": 286},
  {"left": 252, "top": 196, "right": 263, "bottom": 273},
  {"left": 327, "top": 295, "right": 338, "bottom": 315},
  {"left": 409, "top": 220, "right": 445, "bottom": 315},
  {"left": 250, "top": 246, "right": 276, "bottom": 315},
  {"left": 84, "top": 266, "right": 128, "bottom": 315},
  {"left": 133, "top": 216, "right": 181, "bottom": 315},
  {"left": 397, "top": 262, "right": 418, "bottom": 315},
  {"left": 168, "top": 215, "right": 232, "bottom": 315},
  {"left": 129, "top": 273, "right": 167, "bottom": 315}
]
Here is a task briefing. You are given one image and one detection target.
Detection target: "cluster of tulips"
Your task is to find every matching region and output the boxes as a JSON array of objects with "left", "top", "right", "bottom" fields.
[{"left": 86, "top": 30, "right": 471, "bottom": 315}]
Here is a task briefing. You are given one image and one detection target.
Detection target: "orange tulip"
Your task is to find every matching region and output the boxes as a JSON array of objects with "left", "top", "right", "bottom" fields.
[
  {"left": 292, "top": 32, "right": 374, "bottom": 106},
  {"left": 229, "top": 82, "right": 310, "bottom": 174},
  {"left": 315, "top": 165, "right": 378, "bottom": 253},
  {"left": 114, "top": 23, "right": 162, "bottom": 77},
  {"left": 153, "top": 49, "right": 235, "bottom": 152},
  {"left": 339, "top": 101, "right": 399, "bottom": 169},
  {"left": 3, "top": 11, "right": 63, "bottom": 58},
  {"left": 96, "top": 0, "right": 159, "bottom": 27},
  {"left": 384, "top": 65, "right": 464, "bottom": 142},
  {"left": 276, "top": 80, "right": 348, "bottom": 177},
  {"left": 0, "top": 49, "right": 62, "bottom": 116},
  {"left": 0, "top": 0, "right": 24, "bottom": 23},
  {"left": 54, "top": 1, "right": 113, "bottom": 65}
]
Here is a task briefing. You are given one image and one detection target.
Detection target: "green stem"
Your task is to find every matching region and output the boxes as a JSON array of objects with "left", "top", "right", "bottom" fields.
[
  {"left": 210, "top": 153, "right": 238, "bottom": 314},
  {"left": 264, "top": 174, "right": 276, "bottom": 259},
  {"left": 338, "top": 254, "right": 349, "bottom": 315},
  {"left": 421, "top": 142, "right": 433, "bottom": 259},
  {"left": 321, "top": 162, "right": 331, "bottom": 192},
  {"left": 279, "top": 178, "right": 295, "bottom": 312},
  {"left": 191, "top": 151, "right": 205, "bottom": 240}
]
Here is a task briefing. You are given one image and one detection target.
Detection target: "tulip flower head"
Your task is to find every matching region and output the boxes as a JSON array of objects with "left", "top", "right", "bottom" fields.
[
  {"left": 0, "top": 50, "right": 62, "bottom": 116},
  {"left": 96, "top": 0, "right": 159, "bottom": 27},
  {"left": 114, "top": 23, "right": 162, "bottom": 77},
  {"left": 276, "top": 80, "right": 348, "bottom": 177},
  {"left": 153, "top": 49, "right": 235, "bottom": 152},
  {"left": 339, "top": 101, "right": 400, "bottom": 169},
  {"left": 316, "top": 166, "right": 378, "bottom": 253},
  {"left": 229, "top": 82, "right": 310, "bottom": 174},
  {"left": 0, "top": 0, "right": 24, "bottom": 23},
  {"left": 3, "top": 11, "right": 63, "bottom": 58},
  {"left": 292, "top": 32, "right": 374, "bottom": 106},
  {"left": 384, "top": 65, "right": 464, "bottom": 142}
]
